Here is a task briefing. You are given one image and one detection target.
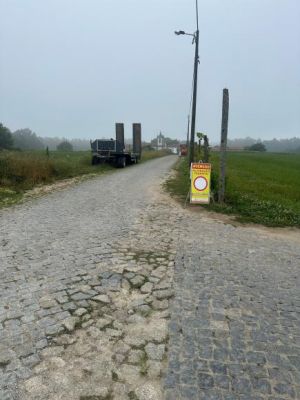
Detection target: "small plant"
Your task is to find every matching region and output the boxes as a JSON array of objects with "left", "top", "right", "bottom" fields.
[{"left": 139, "top": 352, "right": 148, "bottom": 376}]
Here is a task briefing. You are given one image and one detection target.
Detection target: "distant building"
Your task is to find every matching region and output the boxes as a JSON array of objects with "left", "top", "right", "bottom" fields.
[
  {"left": 155, "top": 132, "right": 167, "bottom": 150},
  {"left": 150, "top": 132, "right": 179, "bottom": 154}
]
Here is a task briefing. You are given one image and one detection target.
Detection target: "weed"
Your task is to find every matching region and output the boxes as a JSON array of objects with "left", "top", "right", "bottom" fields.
[
  {"left": 138, "top": 351, "right": 148, "bottom": 376},
  {"left": 112, "top": 370, "right": 119, "bottom": 382},
  {"left": 128, "top": 392, "right": 138, "bottom": 400}
]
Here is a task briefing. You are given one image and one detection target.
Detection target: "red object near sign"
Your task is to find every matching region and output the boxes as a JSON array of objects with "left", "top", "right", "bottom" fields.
[{"left": 179, "top": 144, "right": 187, "bottom": 156}]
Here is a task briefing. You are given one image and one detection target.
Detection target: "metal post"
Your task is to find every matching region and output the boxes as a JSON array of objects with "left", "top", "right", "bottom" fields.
[{"left": 189, "top": 29, "right": 199, "bottom": 166}]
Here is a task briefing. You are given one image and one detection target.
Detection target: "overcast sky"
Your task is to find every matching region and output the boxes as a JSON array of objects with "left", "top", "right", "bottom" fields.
[{"left": 1, "top": 0, "right": 299, "bottom": 142}]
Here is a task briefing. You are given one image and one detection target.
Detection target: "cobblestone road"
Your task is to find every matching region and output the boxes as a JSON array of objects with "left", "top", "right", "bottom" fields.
[
  {"left": 0, "top": 155, "right": 299, "bottom": 400},
  {"left": 165, "top": 217, "right": 300, "bottom": 399},
  {"left": 0, "top": 156, "right": 177, "bottom": 399}
]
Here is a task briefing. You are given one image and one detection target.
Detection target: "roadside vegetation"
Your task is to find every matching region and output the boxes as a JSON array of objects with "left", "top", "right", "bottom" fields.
[
  {"left": 0, "top": 149, "right": 171, "bottom": 208},
  {"left": 165, "top": 151, "right": 300, "bottom": 228}
]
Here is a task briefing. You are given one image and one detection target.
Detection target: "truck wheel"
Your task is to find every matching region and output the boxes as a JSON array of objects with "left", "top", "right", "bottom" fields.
[{"left": 117, "top": 156, "right": 126, "bottom": 168}]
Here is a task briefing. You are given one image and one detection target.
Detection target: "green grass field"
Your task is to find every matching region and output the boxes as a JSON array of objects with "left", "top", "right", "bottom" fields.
[
  {"left": 0, "top": 149, "right": 170, "bottom": 208},
  {"left": 165, "top": 151, "right": 300, "bottom": 227}
]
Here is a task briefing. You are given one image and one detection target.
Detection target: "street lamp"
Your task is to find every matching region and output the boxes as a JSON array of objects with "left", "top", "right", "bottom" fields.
[
  {"left": 174, "top": 30, "right": 194, "bottom": 37},
  {"left": 175, "top": 1, "right": 199, "bottom": 166}
]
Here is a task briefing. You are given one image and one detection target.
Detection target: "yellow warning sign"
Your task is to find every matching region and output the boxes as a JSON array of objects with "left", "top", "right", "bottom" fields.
[{"left": 190, "top": 163, "right": 211, "bottom": 204}]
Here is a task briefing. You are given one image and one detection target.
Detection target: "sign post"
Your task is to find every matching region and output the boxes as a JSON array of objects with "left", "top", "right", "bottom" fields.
[{"left": 190, "top": 163, "right": 211, "bottom": 204}]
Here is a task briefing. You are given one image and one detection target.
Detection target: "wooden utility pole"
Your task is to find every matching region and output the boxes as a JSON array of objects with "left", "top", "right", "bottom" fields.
[
  {"left": 186, "top": 115, "right": 190, "bottom": 148},
  {"left": 218, "top": 88, "right": 229, "bottom": 203},
  {"left": 175, "top": 0, "right": 199, "bottom": 164}
]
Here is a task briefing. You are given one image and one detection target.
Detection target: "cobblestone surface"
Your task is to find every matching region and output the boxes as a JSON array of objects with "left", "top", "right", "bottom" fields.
[
  {"left": 165, "top": 217, "right": 300, "bottom": 399},
  {"left": 1, "top": 154, "right": 300, "bottom": 399},
  {"left": 0, "top": 156, "right": 178, "bottom": 399}
]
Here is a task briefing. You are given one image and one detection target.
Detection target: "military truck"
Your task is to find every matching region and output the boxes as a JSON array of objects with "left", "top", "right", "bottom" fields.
[{"left": 91, "top": 123, "right": 142, "bottom": 168}]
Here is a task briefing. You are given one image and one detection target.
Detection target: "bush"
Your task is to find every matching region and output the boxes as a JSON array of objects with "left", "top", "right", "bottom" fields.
[
  {"left": 57, "top": 141, "right": 73, "bottom": 151},
  {"left": 245, "top": 143, "right": 266, "bottom": 152},
  {"left": 0, "top": 123, "right": 14, "bottom": 150}
]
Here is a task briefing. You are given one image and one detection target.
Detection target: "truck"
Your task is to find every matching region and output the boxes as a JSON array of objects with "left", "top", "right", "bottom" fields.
[{"left": 91, "top": 123, "right": 142, "bottom": 168}]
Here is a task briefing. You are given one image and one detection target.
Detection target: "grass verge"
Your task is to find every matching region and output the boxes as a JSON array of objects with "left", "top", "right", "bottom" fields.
[
  {"left": 0, "top": 149, "right": 171, "bottom": 208},
  {"left": 165, "top": 152, "right": 300, "bottom": 228},
  {"left": 140, "top": 149, "right": 172, "bottom": 162}
]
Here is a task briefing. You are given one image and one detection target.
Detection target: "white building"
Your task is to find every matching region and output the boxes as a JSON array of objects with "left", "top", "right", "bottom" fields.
[{"left": 156, "top": 132, "right": 167, "bottom": 150}]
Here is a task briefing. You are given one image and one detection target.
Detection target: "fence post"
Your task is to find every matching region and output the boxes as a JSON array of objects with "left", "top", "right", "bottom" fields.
[{"left": 218, "top": 88, "right": 229, "bottom": 203}]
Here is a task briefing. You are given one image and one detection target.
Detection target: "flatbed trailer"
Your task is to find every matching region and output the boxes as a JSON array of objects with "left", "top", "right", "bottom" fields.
[{"left": 91, "top": 123, "right": 142, "bottom": 168}]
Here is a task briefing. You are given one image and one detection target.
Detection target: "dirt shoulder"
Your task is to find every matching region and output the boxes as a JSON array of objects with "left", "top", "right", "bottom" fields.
[{"left": 184, "top": 202, "right": 300, "bottom": 244}]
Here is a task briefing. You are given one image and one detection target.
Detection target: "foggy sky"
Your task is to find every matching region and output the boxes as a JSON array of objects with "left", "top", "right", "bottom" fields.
[{"left": 1, "top": 0, "right": 299, "bottom": 142}]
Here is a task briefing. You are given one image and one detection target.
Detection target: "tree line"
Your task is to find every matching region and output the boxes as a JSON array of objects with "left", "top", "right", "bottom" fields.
[
  {"left": 1, "top": 122, "right": 300, "bottom": 153},
  {"left": 227, "top": 136, "right": 300, "bottom": 153},
  {"left": 0, "top": 123, "right": 91, "bottom": 151}
]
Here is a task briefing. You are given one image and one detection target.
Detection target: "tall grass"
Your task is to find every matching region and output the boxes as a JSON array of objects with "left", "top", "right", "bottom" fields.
[
  {"left": 0, "top": 151, "right": 110, "bottom": 190},
  {"left": 0, "top": 149, "right": 171, "bottom": 208},
  {"left": 0, "top": 150, "right": 112, "bottom": 207}
]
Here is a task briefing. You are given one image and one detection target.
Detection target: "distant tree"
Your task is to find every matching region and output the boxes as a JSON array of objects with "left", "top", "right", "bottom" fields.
[
  {"left": 70, "top": 138, "right": 91, "bottom": 151},
  {"left": 246, "top": 142, "right": 266, "bottom": 152},
  {"left": 227, "top": 136, "right": 256, "bottom": 149},
  {"left": 13, "top": 129, "right": 44, "bottom": 150},
  {"left": 263, "top": 137, "right": 300, "bottom": 153},
  {"left": 0, "top": 123, "right": 14, "bottom": 150},
  {"left": 40, "top": 137, "right": 63, "bottom": 150},
  {"left": 40, "top": 137, "right": 92, "bottom": 151},
  {"left": 142, "top": 144, "right": 154, "bottom": 151},
  {"left": 165, "top": 137, "right": 180, "bottom": 147},
  {"left": 57, "top": 141, "right": 73, "bottom": 151}
]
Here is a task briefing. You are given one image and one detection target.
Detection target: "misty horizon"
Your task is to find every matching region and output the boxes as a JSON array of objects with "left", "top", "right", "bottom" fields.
[{"left": 1, "top": 0, "right": 299, "bottom": 142}]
